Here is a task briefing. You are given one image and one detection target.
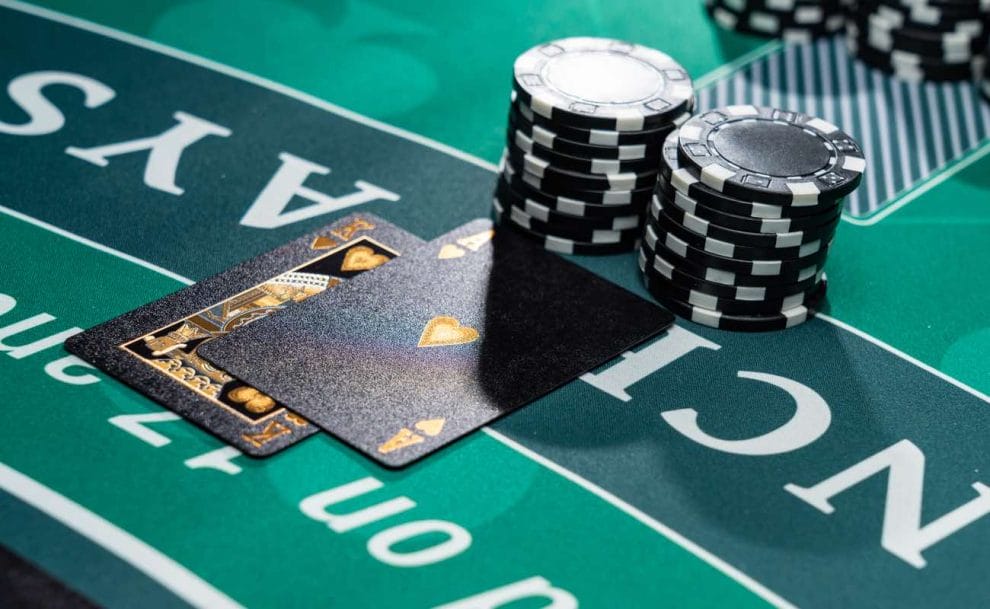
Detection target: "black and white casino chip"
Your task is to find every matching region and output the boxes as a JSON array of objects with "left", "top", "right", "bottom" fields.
[
  {"left": 676, "top": 105, "right": 866, "bottom": 205},
  {"left": 639, "top": 249, "right": 826, "bottom": 316},
  {"left": 504, "top": 145, "right": 659, "bottom": 191},
  {"left": 639, "top": 238, "right": 826, "bottom": 301},
  {"left": 510, "top": 99, "right": 689, "bottom": 147},
  {"left": 651, "top": 194, "right": 837, "bottom": 250},
  {"left": 642, "top": 268, "right": 828, "bottom": 332},
  {"left": 656, "top": 175, "right": 842, "bottom": 234},
  {"left": 501, "top": 155, "right": 653, "bottom": 207},
  {"left": 494, "top": 38, "right": 697, "bottom": 254},
  {"left": 512, "top": 37, "right": 694, "bottom": 131},
  {"left": 649, "top": 199, "right": 831, "bottom": 261},
  {"left": 509, "top": 129, "right": 658, "bottom": 174},
  {"left": 846, "top": 0, "right": 989, "bottom": 82},
  {"left": 645, "top": 223, "right": 826, "bottom": 287},
  {"left": 496, "top": 178, "right": 641, "bottom": 230},
  {"left": 659, "top": 130, "right": 845, "bottom": 218},
  {"left": 644, "top": 212, "right": 832, "bottom": 278},
  {"left": 703, "top": 0, "right": 988, "bottom": 84},
  {"left": 705, "top": 0, "right": 845, "bottom": 42},
  {"left": 492, "top": 197, "right": 640, "bottom": 255},
  {"left": 498, "top": 172, "right": 647, "bottom": 220},
  {"left": 633, "top": 108, "right": 863, "bottom": 331},
  {"left": 845, "top": 34, "right": 986, "bottom": 82},
  {"left": 504, "top": 201, "right": 642, "bottom": 244},
  {"left": 852, "top": 16, "right": 989, "bottom": 60},
  {"left": 860, "top": 1, "right": 988, "bottom": 33},
  {"left": 507, "top": 106, "right": 663, "bottom": 160}
]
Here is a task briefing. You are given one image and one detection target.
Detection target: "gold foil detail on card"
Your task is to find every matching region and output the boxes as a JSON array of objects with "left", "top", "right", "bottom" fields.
[
  {"left": 378, "top": 428, "right": 424, "bottom": 454},
  {"left": 417, "top": 316, "right": 479, "bottom": 347},
  {"left": 341, "top": 245, "right": 389, "bottom": 271}
]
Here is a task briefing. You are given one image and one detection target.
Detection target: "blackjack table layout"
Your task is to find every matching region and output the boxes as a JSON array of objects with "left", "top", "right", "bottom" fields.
[{"left": 2, "top": 1, "right": 990, "bottom": 608}]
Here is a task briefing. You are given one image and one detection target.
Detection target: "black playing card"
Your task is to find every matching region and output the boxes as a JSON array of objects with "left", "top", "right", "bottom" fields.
[
  {"left": 64, "top": 213, "right": 425, "bottom": 457},
  {"left": 199, "top": 219, "right": 674, "bottom": 467}
]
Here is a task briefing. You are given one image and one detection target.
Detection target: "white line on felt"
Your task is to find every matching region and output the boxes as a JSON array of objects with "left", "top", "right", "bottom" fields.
[
  {"left": 0, "top": 462, "right": 245, "bottom": 609},
  {"left": 0, "top": 204, "right": 194, "bottom": 285},
  {"left": 815, "top": 313, "right": 990, "bottom": 405},
  {"left": 481, "top": 428, "right": 799, "bottom": 609}
]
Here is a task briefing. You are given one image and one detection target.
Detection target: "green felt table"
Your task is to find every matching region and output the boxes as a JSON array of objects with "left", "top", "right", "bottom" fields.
[{"left": 1, "top": 1, "right": 989, "bottom": 607}]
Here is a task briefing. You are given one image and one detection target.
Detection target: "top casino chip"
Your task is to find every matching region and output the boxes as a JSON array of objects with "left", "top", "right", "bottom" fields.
[
  {"left": 677, "top": 105, "right": 867, "bottom": 205},
  {"left": 512, "top": 37, "right": 694, "bottom": 132}
]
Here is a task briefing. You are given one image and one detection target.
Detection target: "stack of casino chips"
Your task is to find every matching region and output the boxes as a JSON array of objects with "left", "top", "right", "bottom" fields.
[
  {"left": 704, "top": 0, "right": 845, "bottom": 42},
  {"left": 639, "top": 105, "right": 866, "bottom": 332},
  {"left": 845, "top": 0, "right": 990, "bottom": 82},
  {"left": 493, "top": 37, "right": 695, "bottom": 255}
]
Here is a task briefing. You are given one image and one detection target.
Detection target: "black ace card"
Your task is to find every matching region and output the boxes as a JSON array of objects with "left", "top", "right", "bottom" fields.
[{"left": 200, "top": 219, "right": 674, "bottom": 467}]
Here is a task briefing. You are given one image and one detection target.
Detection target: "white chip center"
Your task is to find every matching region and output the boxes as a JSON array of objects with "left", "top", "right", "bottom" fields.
[{"left": 543, "top": 51, "right": 662, "bottom": 105}]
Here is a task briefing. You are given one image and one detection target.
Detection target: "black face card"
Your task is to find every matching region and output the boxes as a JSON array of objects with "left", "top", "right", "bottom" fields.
[
  {"left": 199, "top": 219, "right": 674, "bottom": 468},
  {"left": 64, "top": 214, "right": 425, "bottom": 457}
]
